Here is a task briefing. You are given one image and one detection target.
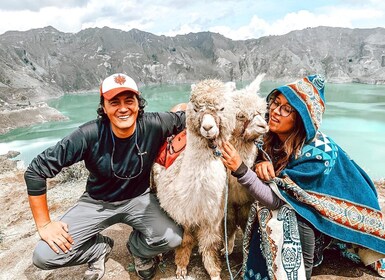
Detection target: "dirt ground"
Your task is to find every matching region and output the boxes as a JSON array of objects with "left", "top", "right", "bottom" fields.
[{"left": 1, "top": 168, "right": 384, "bottom": 280}]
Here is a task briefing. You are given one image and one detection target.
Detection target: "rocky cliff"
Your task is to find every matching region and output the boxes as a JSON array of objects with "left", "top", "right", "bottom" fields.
[{"left": 0, "top": 26, "right": 385, "bottom": 133}]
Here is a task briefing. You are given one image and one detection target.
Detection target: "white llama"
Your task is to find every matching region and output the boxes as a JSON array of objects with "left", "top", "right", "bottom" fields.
[
  {"left": 224, "top": 74, "right": 269, "bottom": 254},
  {"left": 155, "top": 79, "right": 236, "bottom": 280}
]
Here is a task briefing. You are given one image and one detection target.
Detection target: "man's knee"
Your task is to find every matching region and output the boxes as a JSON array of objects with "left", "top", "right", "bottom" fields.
[
  {"left": 33, "top": 245, "right": 51, "bottom": 269},
  {"left": 32, "top": 241, "right": 61, "bottom": 270},
  {"left": 151, "top": 213, "right": 183, "bottom": 250},
  {"left": 165, "top": 227, "right": 183, "bottom": 249},
  {"left": 147, "top": 225, "right": 183, "bottom": 251}
]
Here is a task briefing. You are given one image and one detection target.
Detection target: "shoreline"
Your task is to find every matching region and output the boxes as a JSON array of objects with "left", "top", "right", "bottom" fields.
[
  {"left": 2, "top": 79, "right": 385, "bottom": 136},
  {"left": 1, "top": 81, "right": 384, "bottom": 181},
  {"left": 0, "top": 103, "right": 68, "bottom": 135}
]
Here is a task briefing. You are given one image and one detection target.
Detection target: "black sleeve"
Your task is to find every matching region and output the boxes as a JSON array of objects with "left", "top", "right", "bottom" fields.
[
  {"left": 25, "top": 128, "right": 88, "bottom": 196},
  {"left": 158, "top": 111, "right": 186, "bottom": 137},
  {"left": 231, "top": 162, "right": 249, "bottom": 178}
]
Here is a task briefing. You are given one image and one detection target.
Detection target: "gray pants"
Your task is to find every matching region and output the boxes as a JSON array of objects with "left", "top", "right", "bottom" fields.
[
  {"left": 297, "top": 219, "right": 316, "bottom": 280},
  {"left": 33, "top": 189, "right": 183, "bottom": 270}
]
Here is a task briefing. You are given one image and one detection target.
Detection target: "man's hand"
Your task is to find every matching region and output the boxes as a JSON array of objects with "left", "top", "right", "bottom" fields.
[
  {"left": 220, "top": 141, "right": 243, "bottom": 171},
  {"left": 38, "top": 221, "right": 74, "bottom": 254},
  {"left": 255, "top": 161, "right": 275, "bottom": 181},
  {"left": 28, "top": 194, "right": 74, "bottom": 254}
]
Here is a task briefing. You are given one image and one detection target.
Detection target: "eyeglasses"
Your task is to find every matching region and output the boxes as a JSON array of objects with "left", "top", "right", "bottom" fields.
[
  {"left": 269, "top": 98, "right": 295, "bottom": 117},
  {"left": 110, "top": 128, "right": 144, "bottom": 180}
]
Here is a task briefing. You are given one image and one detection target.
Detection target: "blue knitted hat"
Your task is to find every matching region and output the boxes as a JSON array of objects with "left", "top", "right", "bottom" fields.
[{"left": 267, "top": 74, "right": 326, "bottom": 143}]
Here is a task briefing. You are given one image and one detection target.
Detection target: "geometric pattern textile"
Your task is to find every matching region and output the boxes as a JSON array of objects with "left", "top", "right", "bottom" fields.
[
  {"left": 302, "top": 131, "right": 338, "bottom": 174},
  {"left": 279, "top": 175, "right": 385, "bottom": 239},
  {"left": 243, "top": 202, "right": 306, "bottom": 280}
]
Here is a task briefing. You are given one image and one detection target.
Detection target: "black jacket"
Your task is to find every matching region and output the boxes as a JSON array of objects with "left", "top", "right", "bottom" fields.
[{"left": 25, "top": 111, "right": 185, "bottom": 202}]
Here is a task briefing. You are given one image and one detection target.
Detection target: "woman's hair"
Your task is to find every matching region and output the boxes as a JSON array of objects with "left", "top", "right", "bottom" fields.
[
  {"left": 262, "top": 110, "right": 307, "bottom": 175},
  {"left": 96, "top": 93, "right": 147, "bottom": 120}
]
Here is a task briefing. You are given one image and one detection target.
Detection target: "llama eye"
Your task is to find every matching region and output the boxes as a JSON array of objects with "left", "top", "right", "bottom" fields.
[
  {"left": 237, "top": 113, "right": 246, "bottom": 120},
  {"left": 219, "top": 107, "right": 225, "bottom": 111}
]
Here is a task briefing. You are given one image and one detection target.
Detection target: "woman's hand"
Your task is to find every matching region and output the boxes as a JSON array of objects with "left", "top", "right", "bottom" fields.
[
  {"left": 220, "top": 141, "right": 243, "bottom": 171},
  {"left": 255, "top": 161, "right": 275, "bottom": 181},
  {"left": 38, "top": 221, "right": 74, "bottom": 254}
]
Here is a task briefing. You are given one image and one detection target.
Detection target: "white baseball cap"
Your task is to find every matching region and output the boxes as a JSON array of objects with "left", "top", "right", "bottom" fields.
[{"left": 100, "top": 73, "right": 140, "bottom": 100}]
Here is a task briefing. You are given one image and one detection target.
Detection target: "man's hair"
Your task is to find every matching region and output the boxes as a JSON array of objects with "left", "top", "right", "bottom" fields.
[
  {"left": 261, "top": 111, "right": 306, "bottom": 175},
  {"left": 96, "top": 94, "right": 147, "bottom": 120}
]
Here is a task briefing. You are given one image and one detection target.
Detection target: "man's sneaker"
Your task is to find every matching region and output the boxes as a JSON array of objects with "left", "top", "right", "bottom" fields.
[
  {"left": 83, "top": 237, "right": 114, "bottom": 280},
  {"left": 132, "top": 254, "right": 157, "bottom": 280}
]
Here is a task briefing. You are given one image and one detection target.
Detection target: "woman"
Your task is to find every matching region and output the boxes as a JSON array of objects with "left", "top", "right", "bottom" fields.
[{"left": 221, "top": 74, "right": 385, "bottom": 279}]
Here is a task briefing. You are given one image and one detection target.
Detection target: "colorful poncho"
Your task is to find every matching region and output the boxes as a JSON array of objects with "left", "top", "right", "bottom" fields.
[{"left": 243, "top": 131, "right": 385, "bottom": 279}]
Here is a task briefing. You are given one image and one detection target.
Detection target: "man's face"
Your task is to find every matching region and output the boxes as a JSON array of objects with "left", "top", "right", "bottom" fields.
[{"left": 103, "top": 91, "right": 139, "bottom": 138}]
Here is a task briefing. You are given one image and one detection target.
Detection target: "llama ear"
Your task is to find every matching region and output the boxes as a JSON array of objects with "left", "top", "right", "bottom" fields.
[
  {"left": 191, "top": 83, "right": 196, "bottom": 91},
  {"left": 246, "top": 73, "right": 266, "bottom": 94},
  {"left": 224, "top": 81, "right": 236, "bottom": 92}
]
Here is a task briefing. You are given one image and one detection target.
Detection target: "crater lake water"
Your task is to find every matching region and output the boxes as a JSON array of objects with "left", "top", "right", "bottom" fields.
[{"left": 0, "top": 82, "right": 384, "bottom": 180}]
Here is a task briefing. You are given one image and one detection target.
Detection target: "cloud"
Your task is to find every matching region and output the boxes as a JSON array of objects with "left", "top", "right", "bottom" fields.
[
  {"left": 0, "top": 0, "right": 88, "bottom": 12},
  {"left": 78, "top": 0, "right": 195, "bottom": 34},
  {"left": 0, "top": 1, "right": 384, "bottom": 39},
  {"left": 208, "top": 16, "right": 269, "bottom": 40},
  {"left": 0, "top": 7, "right": 87, "bottom": 33},
  {"left": 208, "top": 6, "right": 385, "bottom": 40},
  {"left": 0, "top": 1, "right": 147, "bottom": 34}
]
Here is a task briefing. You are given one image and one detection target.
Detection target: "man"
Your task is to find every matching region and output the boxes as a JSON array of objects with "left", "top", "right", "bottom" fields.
[{"left": 25, "top": 73, "right": 186, "bottom": 280}]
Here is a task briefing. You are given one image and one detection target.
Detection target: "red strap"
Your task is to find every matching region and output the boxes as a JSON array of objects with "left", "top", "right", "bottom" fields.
[{"left": 155, "top": 129, "right": 187, "bottom": 168}]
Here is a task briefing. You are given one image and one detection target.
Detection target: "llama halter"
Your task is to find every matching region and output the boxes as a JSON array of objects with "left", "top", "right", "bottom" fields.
[
  {"left": 208, "top": 139, "right": 222, "bottom": 157},
  {"left": 254, "top": 138, "right": 272, "bottom": 164}
]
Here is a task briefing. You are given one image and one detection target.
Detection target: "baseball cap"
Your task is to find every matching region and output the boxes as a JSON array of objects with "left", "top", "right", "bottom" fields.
[{"left": 100, "top": 73, "right": 140, "bottom": 100}]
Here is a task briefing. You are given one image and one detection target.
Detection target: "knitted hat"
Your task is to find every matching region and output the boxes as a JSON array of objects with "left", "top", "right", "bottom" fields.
[
  {"left": 100, "top": 73, "right": 140, "bottom": 100},
  {"left": 267, "top": 74, "right": 326, "bottom": 143}
]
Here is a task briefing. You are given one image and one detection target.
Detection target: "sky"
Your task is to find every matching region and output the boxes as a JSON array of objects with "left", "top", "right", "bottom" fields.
[{"left": 0, "top": 0, "right": 384, "bottom": 40}]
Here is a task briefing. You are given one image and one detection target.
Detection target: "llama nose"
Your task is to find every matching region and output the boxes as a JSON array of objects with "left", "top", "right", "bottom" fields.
[{"left": 202, "top": 124, "right": 213, "bottom": 131}]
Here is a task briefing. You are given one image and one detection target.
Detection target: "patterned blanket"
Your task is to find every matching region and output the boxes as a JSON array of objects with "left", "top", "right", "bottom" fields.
[
  {"left": 243, "top": 201, "right": 306, "bottom": 280},
  {"left": 243, "top": 131, "right": 385, "bottom": 279}
]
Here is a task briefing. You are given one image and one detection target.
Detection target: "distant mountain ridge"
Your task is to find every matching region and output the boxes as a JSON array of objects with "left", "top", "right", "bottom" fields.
[{"left": 0, "top": 26, "right": 384, "bottom": 134}]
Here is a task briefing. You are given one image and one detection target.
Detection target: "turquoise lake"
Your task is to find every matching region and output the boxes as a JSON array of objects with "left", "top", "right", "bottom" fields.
[{"left": 0, "top": 81, "right": 384, "bottom": 180}]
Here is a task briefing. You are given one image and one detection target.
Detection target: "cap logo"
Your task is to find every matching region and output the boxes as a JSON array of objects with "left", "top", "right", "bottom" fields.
[{"left": 114, "top": 74, "right": 126, "bottom": 85}]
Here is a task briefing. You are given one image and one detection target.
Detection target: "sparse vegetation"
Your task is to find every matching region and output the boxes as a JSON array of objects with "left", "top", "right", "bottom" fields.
[
  {"left": 375, "top": 179, "right": 385, "bottom": 189},
  {"left": 55, "top": 161, "right": 89, "bottom": 183},
  {"left": 151, "top": 53, "right": 158, "bottom": 62},
  {"left": 0, "top": 74, "right": 11, "bottom": 86}
]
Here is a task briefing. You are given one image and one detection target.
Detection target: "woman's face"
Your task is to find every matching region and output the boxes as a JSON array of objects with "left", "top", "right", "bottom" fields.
[{"left": 268, "top": 93, "right": 297, "bottom": 141}]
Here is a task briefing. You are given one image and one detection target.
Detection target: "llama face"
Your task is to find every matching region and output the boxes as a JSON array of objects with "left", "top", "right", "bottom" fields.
[
  {"left": 187, "top": 79, "right": 236, "bottom": 143},
  {"left": 187, "top": 101, "right": 225, "bottom": 140},
  {"left": 232, "top": 92, "right": 269, "bottom": 141},
  {"left": 200, "top": 113, "right": 220, "bottom": 139},
  {"left": 243, "top": 114, "right": 269, "bottom": 141}
]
